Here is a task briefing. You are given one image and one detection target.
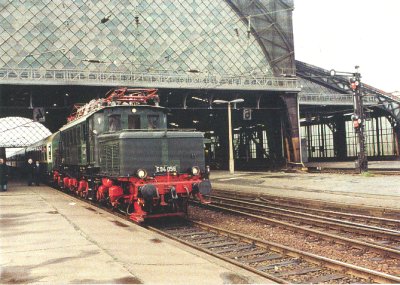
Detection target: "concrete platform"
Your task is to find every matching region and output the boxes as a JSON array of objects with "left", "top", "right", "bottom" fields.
[
  {"left": 0, "top": 182, "right": 272, "bottom": 284},
  {"left": 211, "top": 170, "right": 400, "bottom": 211},
  {"left": 305, "top": 160, "right": 400, "bottom": 171}
]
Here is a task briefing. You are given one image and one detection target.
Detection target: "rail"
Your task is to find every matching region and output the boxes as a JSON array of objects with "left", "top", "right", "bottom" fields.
[
  {"left": 152, "top": 220, "right": 400, "bottom": 284},
  {"left": 0, "top": 68, "right": 300, "bottom": 91},
  {"left": 192, "top": 198, "right": 400, "bottom": 258}
]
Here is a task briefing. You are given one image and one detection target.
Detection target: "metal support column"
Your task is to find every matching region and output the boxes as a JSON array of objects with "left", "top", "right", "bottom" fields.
[{"left": 280, "top": 92, "right": 301, "bottom": 163}]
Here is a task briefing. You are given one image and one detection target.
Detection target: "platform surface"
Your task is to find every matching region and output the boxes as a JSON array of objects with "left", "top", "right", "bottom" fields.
[
  {"left": 305, "top": 160, "right": 400, "bottom": 170},
  {"left": 0, "top": 182, "right": 272, "bottom": 284},
  {"left": 211, "top": 169, "right": 400, "bottom": 210}
]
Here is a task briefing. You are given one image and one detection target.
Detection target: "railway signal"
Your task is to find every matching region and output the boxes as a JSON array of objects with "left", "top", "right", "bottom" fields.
[
  {"left": 331, "top": 66, "right": 368, "bottom": 173},
  {"left": 351, "top": 68, "right": 368, "bottom": 173}
]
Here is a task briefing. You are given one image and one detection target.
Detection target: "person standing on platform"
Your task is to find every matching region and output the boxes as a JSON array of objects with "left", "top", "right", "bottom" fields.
[
  {"left": 0, "top": 158, "right": 9, "bottom": 191},
  {"left": 27, "top": 158, "right": 34, "bottom": 186},
  {"left": 34, "top": 160, "right": 41, "bottom": 186}
]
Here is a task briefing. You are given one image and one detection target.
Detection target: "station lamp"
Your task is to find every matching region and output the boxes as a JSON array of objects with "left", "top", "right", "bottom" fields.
[{"left": 213, "top": 98, "right": 244, "bottom": 174}]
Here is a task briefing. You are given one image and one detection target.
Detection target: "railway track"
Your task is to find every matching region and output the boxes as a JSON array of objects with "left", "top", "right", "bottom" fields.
[
  {"left": 214, "top": 190, "right": 400, "bottom": 229},
  {"left": 52, "top": 187, "right": 400, "bottom": 283},
  {"left": 213, "top": 189, "right": 400, "bottom": 221},
  {"left": 192, "top": 194, "right": 400, "bottom": 259},
  {"left": 149, "top": 219, "right": 400, "bottom": 284}
]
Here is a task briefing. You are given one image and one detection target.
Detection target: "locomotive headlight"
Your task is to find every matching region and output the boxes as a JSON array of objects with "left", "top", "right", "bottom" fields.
[
  {"left": 191, "top": 166, "right": 200, "bottom": 176},
  {"left": 137, "top": 169, "right": 147, "bottom": 179}
]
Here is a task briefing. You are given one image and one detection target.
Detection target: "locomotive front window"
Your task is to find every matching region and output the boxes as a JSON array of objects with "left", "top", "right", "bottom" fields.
[
  {"left": 128, "top": 115, "right": 141, "bottom": 129},
  {"left": 108, "top": 115, "right": 121, "bottom": 132},
  {"left": 147, "top": 115, "right": 159, "bottom": 129}
]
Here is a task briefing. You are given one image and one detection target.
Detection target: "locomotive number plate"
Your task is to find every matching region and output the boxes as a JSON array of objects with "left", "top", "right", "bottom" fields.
[{"left": 155, "top": 165, "right": 177, "bottom": 173}]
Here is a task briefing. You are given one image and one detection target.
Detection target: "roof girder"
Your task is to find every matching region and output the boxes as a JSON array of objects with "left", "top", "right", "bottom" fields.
[
  {"left": 296, "top": 60, "right": 400, "bottom": 124},
  {"left": 226, "top": 0, "right": 295, "bottom": 76}
]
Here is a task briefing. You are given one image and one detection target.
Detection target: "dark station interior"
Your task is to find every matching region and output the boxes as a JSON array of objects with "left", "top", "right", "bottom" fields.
[{"left": 0, "top": 84, "right": 292, "bottom": 171}]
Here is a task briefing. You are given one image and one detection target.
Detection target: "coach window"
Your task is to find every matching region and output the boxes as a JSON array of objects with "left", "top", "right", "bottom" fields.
[
  {"left": 82, "top": 123, "right": 87, "bottom": 138},
  {"left": 147, "top": 115, "right": 159, "bottom": 129},
  {"left": 108, "top": 114, "right": 121, "bottom": 132},
  {"left": 77, "top": 126, "right": 81, "bottom": 142},
  {"left": 48, "top": 145, "right": 52, "bottom": 161},
  {"left": 70, "top": 130, "right": 74, "bottom": 145},
  {"left": 71, "top": 129, "right": 74, "bottom": 145},
  {"left": 72, "top": 128, "right": 77, "bottom": 144},
  {"left": 71, "top": 130, "right": 75, "bottom": 145},
  {"left": 72, "top": 128, "right": 76, "bottom": 144},
  {"left": 128, "top": 115, "right": 141, "bottom": 129}
]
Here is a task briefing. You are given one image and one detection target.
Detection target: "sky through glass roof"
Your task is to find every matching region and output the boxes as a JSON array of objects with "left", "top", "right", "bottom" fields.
[{"left": 0, "top": 117, "right": 52, "bottom": 151}]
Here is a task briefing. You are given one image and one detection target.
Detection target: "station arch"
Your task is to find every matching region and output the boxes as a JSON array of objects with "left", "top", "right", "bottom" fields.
[
  {"left": 0, "top": 116, "right": 51, "bottom": 158},
  {"left": 0, "top": 0, "right": 300, "bottom": 170}
]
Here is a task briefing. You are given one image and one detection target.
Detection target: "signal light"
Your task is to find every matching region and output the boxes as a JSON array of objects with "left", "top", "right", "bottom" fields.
[
  {"left": 353, "top": 118, "right": 362, "bottom": 129},
  {"left": 349, "top": 77, "right": 359, "bottom": 91}
]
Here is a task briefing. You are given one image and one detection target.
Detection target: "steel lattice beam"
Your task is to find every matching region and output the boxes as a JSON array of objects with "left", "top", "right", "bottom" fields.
[
  {"left": 0, "top": 68, "right": 299, "bottom": 92},
  {"left": 226, "top": 0, "right": 296, "bottom": 76},
  {"left": 296, "top": 60, "right": 400, "bottom": 124}
]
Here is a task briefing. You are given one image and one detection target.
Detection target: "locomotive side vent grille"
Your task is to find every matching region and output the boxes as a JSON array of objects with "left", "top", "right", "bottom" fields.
[
  {"left": 111, "top": 143, "right": 120, "bottom": 175},
  {"left": 101, "top": 142, "right": 120, "bottom": 176}
]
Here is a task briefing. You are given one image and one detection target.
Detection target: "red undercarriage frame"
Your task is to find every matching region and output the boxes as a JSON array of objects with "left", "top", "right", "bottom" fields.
[{"left": 53, "top": 171, "right": 210, "bottom": 222}]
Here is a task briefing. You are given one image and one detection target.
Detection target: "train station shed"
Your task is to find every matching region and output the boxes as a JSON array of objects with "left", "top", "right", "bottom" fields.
[
  {"left": 1, "top": 0, "right": 399, "bottom": 170},
  {"left": 1, "top": 2, "right": 400, "bottom": 283},
  {"left": 0, "top": 0, "right": 301, "bottom": 171}
]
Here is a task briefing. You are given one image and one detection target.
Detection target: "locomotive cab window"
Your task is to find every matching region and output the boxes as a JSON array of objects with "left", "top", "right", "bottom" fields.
[
  {"left": 108, "top": 114, "right": 121, "bottom": 132},
  {"left": 147, "top": 115, "right": 159, "bottom": 129},
  {"left": 128, "top": 115, "right": 141, "bottom": 129}
]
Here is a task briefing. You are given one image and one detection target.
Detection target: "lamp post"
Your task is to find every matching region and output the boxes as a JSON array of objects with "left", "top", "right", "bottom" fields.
[
  {"left": 213, "top": 98, "right": 244, "bottom": 174},
  {"left": 330, "top": 66, "right": 368, "bottom": 173}
]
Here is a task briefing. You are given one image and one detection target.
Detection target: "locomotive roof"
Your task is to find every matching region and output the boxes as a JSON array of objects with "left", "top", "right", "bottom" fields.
[
  {"left": 59, "top": 104, "right": 166, "bottom": 131},
  {"left": 60, "top": 88, "right": 162, "bottom": 131}
]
